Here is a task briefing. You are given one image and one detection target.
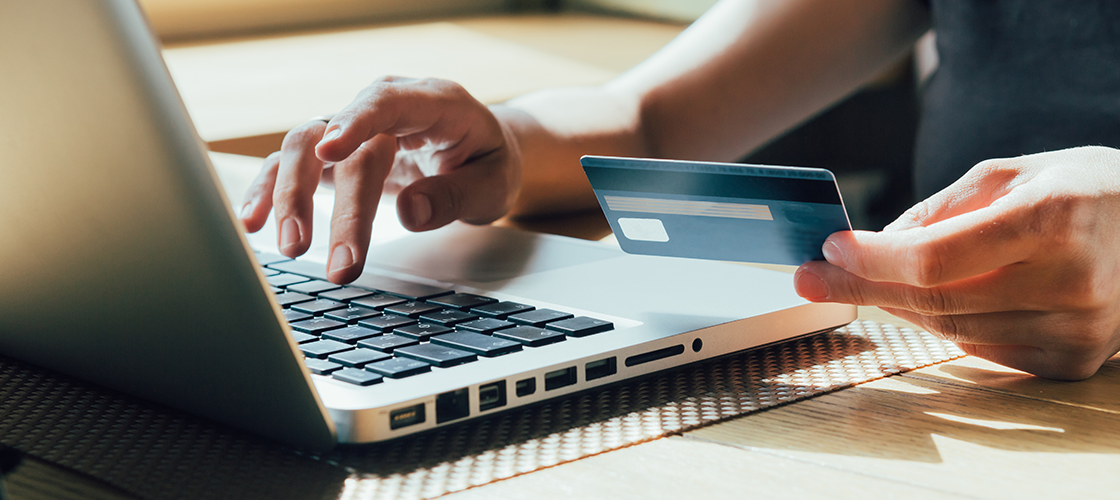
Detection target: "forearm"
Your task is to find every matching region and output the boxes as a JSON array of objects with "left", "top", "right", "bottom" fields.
[
  {"left": 496, "top": 0, "right": 931, "bottom": 217},
  {"left": 494, "top": 86, "right": 647, "bottom": 217},
  {"left": 626, "top": 0, "right": 931, "bottom": 161}
]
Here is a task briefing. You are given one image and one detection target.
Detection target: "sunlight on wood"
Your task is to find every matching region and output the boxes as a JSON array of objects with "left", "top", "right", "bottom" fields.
[{"left": 924, "top": 412, "right": 1065, "bottom": 433}]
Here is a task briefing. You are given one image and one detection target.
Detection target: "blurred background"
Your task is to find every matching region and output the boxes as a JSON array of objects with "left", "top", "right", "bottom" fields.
[{"left": 142, "top": 0, "right": 932, "bottom": 230}]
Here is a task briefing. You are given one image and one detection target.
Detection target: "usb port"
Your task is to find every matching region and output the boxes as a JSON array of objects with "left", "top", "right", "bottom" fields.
[
  {"left": 435, "top": 388, "right": 470, "bottom": 423},
  {"left": 585, "top": 357, "right": 617, "bottom": 381},
  {"left": 516, "top": 378, "right": 536, "bottom": 397},
  {"left": 479, "top": 380, "right": 507, "bottom": 412},
  {"left": 389, "top": 403, "right": 426, "bottom": 430},
  {"left": 544, "top": 366, "right": 577, "bottom": 391}
]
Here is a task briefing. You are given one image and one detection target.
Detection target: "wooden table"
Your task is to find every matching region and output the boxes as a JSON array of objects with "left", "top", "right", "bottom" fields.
[
  {"left": 8, "top": 13, "right": 1120, "bottom": 500},
  {"left": 444, "top": 343, "right": 1120, "bottom": 499}
]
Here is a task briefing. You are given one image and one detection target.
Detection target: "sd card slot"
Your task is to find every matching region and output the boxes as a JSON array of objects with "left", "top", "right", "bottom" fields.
[{"left": 625, "top": 344, "right": 685, "bottom": 367}]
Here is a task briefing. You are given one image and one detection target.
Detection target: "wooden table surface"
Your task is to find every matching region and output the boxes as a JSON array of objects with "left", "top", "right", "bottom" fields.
[{"left": 8, "top": 13, "right": 1120, "bottom": 500}]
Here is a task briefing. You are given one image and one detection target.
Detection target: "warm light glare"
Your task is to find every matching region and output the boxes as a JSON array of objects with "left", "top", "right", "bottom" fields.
[{"left": 925, "top": 412, "right": 1066, "bottom": 433}]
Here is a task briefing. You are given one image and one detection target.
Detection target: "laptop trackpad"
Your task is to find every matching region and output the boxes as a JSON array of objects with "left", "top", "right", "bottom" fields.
[{"left": 364, "top": 224, "right": 618, "bottom": 284}]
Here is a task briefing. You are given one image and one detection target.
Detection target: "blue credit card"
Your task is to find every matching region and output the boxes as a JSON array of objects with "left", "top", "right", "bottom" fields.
[{"left": 581, "top": 155, "right": 851, "bottom": 266}]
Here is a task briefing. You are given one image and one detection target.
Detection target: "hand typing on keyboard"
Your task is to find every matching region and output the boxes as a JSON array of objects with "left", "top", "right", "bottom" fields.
[{"left": 237, "top": 77, "right": 526, "bottom": 284}]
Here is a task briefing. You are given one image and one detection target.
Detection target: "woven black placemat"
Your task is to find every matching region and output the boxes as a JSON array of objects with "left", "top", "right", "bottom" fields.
[{"left": 0, "top": 321, "right": 963, "bottom": 500}]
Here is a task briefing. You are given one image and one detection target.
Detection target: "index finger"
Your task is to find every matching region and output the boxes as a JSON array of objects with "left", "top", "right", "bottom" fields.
[{"left": 825, "top": 190, "right": 1041, "bottom": 286}]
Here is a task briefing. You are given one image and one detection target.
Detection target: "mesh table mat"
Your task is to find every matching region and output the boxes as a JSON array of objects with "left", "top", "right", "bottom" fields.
[{"left": 0, "top": 321, "right": 963, "bottom": 500}]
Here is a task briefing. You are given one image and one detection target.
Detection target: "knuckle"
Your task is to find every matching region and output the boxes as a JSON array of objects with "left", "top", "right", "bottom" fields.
[
  {"left": 442, "top": 182, "right": 464, "bottom": 220},
  {"left": 422, "top": 77, "right": 464, "bottom": 94},
  {"left": 361, "top": 77, "right": 406, "bottom": 102},
  {"left": 1047, "top": 344, "right": 1108, "bottom": 381},
  {"left": 425, "top": 78, "right": 477, "bottom": 108},
  {"left": 1062, "top": 316, "right": 1113, "bottom": 353},
  {"left": 924, "top": 314, "right": 965, "bottom": 342},
  {"left": 373, "top": 75, "right": 404, "bottom": 84},
  {"left": 825, "top": 273, "right": 865, "bottom": 304},
  {"left": 282, "top": 122, "right": 326, "bottom": 149},
  {"left": 1053, "top": 364, "right": 1099, "bottom": 381},
  {"left": 905, "top": 242, "right": 946, "bottom": 287},
  {"left": 969, "top": 157, "right": 1022, "bottom": 182},
  {"left": 271, "top": 184, "right": 311, "bottom": 212},
  {"left": 970, "top": 158, "right": 1003, "bottom": 176},
  {"left": 1028, "top": 186, "right": 1095, "bottom": 250},
  {"left": 331, "top": 210, "right": 363, "bottom": 229},
  {"left": 1058, "top": 264, "right": 1116, "bottom": 310},
  {"left": 907, "top": 199, "right": 933, "bottom": 223},
  {"left": 904, "top": 286, "right": 951, "bottom": 315}
]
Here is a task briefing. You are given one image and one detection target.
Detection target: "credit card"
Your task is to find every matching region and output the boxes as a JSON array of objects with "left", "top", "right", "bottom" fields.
[{"left": 581, "top": 155, "right": 851, "bottom": 266}]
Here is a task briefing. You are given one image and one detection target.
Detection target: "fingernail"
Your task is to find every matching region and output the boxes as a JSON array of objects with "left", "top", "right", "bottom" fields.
[
  {"left": 318, "top": 127, "right": 342, "bottom": 147},
  {"left": 822, "top": 240, "right": 847, "bottom": 268},
  {"left": 794, "top": 269, "right": 830, "bottom": 300},
  {"left": 409, "top": 193, "right": 432, "bottom": 228},
  {"left": 280, "top": 217, "right": 301, "bottom": 252},
  {"left": 329, "top": 244, "right": 355, "bottom": 275},
  {"left": 239, "top": 202, "right": 253, "bottom": 220}
]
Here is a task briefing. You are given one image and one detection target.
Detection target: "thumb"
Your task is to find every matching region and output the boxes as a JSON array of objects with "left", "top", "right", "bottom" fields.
[{"left": 396, "top": 153, "right": 517, "bottom": 231}]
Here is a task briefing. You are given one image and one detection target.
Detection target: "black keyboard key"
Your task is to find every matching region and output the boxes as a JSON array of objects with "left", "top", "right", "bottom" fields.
[
  {"left": 358, "top": 315, "right": 417, "bottom": 332},
  {"left": 358, "top": 334, "right": 419, "bottom": 353},
  {"left": 291, "top": 299, "right": 348, "bottom": 315},
  {"left": 333, "top": 367, "right": 383, "bottom": 386},
  {"left": 319, "top": 287, "right": 375, "bottom": 303},
  {"left": 299, "top": 339, "right": 354, "bottom": 359},
  {"left": 431, "top": 331, "right": 522, "bottom": 357},
  {"left": 350, "top": 294, "right": 407, "bottom": 311},
  {"left": 545, "top": 317, "right": 614, "bottom": 337},
  {"left": 394, "top": 344, "right": 477, "bottom": 367},
  {"left": 383, "top": 301, "right": 444, "bottom": 319},
  {"left": 365, "top": 358, "right": 431, "bottom": 378},
  {"left": 324, "top": 306, "right": 381, "bottom": 324},
  {"left": 290, "top": 331, "right": 317, "bottom": 344},
  {"left": 472, "top": 301, "right": 534, "bottom": 319},
  {"left": 328, "top": 348, "right": 392, "bottom": 367},
  {"left": 419, "top": 309, "right": 478, "bottom": 326},
  {"left": 493, "top": 326, "right": 567, "bottom": 347},
  {"left": 255, "top": 252, "right": 291, "bottom": 266},
  {"left": 394, "top": 323, "right": 453, "bottom": 341},
  {"left": 286, "top": 280, "right": 342, "bottom": 296},
  {"left": 508, "top": 309, "right": 574, "bottom": 327},
  {"left": 321, "top": 325, "right": 381, "bottom": 343},
  {"left": 274, "top": 292, "right": 315, "bottom": 307},
  {"left": 266, "top": 273, "right": 312, "bottom": 288},
  {"left": 457, "top": 318, "right": 516, "bottom": 334},
  {"left": 282, "top": 309, "right": 313, "bottom": 323},
  {"left": 428, "top": 293, "right": 497, "bottom": 311},
  {"left": 304, "top": 358, "right": 343, "bottom": 375},
  {"left": 290, "top": 317, "right": 346, "bottom": 334}
]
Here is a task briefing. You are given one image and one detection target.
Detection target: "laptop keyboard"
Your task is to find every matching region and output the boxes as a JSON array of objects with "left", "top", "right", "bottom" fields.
[{"left": 255, "top": 251, "right": 615, "bottom": 386}]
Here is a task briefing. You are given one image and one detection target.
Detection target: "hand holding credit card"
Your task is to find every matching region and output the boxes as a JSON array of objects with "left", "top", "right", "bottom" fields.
[{"left": 582, "top": 156, "right": 851, "bottom": 266}]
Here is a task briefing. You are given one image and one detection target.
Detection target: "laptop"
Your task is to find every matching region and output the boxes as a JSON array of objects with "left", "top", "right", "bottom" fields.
[{"left": 0, "top": 0, "right": 856, "bottom": 450}]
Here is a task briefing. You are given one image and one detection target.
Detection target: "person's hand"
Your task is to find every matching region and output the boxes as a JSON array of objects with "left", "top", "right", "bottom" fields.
[
  {"left": 794, "top": 146, "right": 1120, "bottom": 380},
  {"left": 237, "top": 77, "right": 522, "bottom": 284}
]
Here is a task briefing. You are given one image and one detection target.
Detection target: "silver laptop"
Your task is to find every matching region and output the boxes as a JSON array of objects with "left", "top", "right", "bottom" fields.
[{"left": 0, "top": 0, "right": 855, "bottom": 450}]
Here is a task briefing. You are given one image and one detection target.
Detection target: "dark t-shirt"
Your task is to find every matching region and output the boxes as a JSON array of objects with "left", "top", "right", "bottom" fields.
[{"left": 915, "top": 0, "right": 1120, "bottom": 198}]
